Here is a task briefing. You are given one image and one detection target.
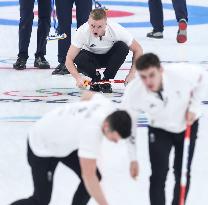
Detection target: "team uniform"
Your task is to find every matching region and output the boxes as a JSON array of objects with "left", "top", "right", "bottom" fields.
[
  {"left": 72, "top": 20, "right": 133, "bottom": 83},
  {"left": 10, "top": 94, "right": 135, "bottom": 205},
  {"left": 122, "top": 64, "right": 205, "bottom": 205}
]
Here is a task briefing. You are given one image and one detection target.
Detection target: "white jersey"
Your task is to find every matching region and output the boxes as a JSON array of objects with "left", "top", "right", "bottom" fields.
[
  {"left": 29, "top": 94, "right": 116, "bottom": 159},
  {"left": 72, "top": 20, "right": 133, "bottom": 54},
  {"left": 122, "top": 64, "right": 206, "bottom": 134}
]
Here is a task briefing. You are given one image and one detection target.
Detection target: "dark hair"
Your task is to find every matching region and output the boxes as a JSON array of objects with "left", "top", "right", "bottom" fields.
[
  {"left": 105, "top": 110, "right": 132, "bottom": 139},
  {"left": 136, "top": 53, "right": 161, "bottom": 71}
]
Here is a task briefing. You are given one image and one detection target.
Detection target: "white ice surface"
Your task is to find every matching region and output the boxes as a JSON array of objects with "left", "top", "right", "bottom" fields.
[{"left": 0, "top": 0, "right": 208, "bottom": 204}]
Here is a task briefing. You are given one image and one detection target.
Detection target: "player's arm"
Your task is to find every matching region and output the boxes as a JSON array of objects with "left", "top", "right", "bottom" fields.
[
  {"left": 125, "top": 39, "right": 143, "bottom": 84},
  {"left": 80, "top": 158, "right": 108, "bottom": 205},
  {"left": 127, "top": 135, "right": 139, "bottom": 179},
  {"left": 121, "top": 81, "right": 141, "bottom": 178},
  {"left": 66, "top": 45, "right": 86, "bottom": 88},
  {"left": 66, "top": 25, "right": 88, "bottom": 87},
  {"left": 126, "top": 110, "right": 140, "bottom": 179}
]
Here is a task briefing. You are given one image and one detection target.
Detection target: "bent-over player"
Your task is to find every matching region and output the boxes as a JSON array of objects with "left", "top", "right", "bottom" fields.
[{"left": 10, "top": 92, "right": 138, "bottom": 205}]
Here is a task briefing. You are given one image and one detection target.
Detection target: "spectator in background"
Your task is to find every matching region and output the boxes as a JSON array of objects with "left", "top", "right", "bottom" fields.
[
  {"left": 52, "top": 0, "right": 92, "bottom": 75},
  {"left": 13, "top": 0, "right": 51, "bottom": 70},
  {"left": 147, "top": 0, "right": 188, "bottom": 43}
]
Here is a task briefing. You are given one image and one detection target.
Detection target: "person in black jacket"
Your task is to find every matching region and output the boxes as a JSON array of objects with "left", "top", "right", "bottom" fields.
[
  {"left": 13, "top": 0, "right": 51, "bottom": 70},
  {"left": 52, "top": 0, "right": 92, "bottom": 75},
  {"left": 146, "top": 0, "right": 188, "bottom": 43}
]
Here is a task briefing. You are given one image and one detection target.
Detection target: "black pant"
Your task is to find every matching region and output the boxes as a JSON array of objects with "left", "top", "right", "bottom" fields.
[
  {"left": 74, "top": 41, "right": 129, "bottom": 81},
  {"left": 148, "top": 0, "right": 188, "bottom": 32},
  {"left": 18, "top": 0, "right": 51, "bottom": 59},
  {"left": 148, "top": 121, "right": 198, "bottom": 205},
  {"left": 10, "top": 145, "right": 101, "bottom": 205},
  {"left": 55, "top": 0, "right": 92, "bottom": 63}
]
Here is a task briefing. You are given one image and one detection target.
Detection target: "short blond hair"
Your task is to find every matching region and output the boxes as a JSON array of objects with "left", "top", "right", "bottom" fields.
[{"left": 89, "top": 8, "right": 107, "bottom": 20}]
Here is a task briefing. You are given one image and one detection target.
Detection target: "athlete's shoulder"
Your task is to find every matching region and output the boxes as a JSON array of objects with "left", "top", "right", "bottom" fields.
[
  {"left": 126, "top": 75, "right": 143, "bottom": 93},
  {"left": 87, "top": 94, "right": 117, "bottom": 124},
  {"left": 123, "top": 76, "right": 144, "bottom": 104}
]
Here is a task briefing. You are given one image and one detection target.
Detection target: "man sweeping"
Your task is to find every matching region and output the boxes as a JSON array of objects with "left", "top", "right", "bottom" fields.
[{"left": 122, "top": 53, "right": 205, "bottom": 205}]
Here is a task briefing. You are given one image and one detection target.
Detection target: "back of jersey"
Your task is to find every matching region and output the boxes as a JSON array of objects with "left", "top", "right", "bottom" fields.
[{"left": 28, "top": 94, "right": 116, "bottom": 158}]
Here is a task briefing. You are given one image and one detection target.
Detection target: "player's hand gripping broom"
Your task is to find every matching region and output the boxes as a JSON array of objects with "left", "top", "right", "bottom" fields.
[{"left": 83, "top": 79, "right": 125, "bottom": 87}]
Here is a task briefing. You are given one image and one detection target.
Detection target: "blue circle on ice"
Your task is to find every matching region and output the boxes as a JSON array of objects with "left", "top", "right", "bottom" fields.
[{"left": 0, "top": 1, "right": 208, "bottom": 27}]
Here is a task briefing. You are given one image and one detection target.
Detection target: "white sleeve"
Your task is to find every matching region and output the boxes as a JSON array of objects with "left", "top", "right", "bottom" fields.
[
  {"left": 71, "top": 26, "right": 86, "bottom": 49},
  {"left": 168, "top": 64, "right": 206, "bottom": 116},
  {"left": 121, "top": 81, "right": 140, "bottom": 161},
  {"left": 78, "top": 126, "right": 102, "bottom": 159},
  {"left": 126, "top": 133, "right": 137, "bottom": 162},
  {"left": 114, "top": 23, "right": 134, "bottom": 47},
  {"left": 189, "top": 70, "right": 206, "bottom": 115}
]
